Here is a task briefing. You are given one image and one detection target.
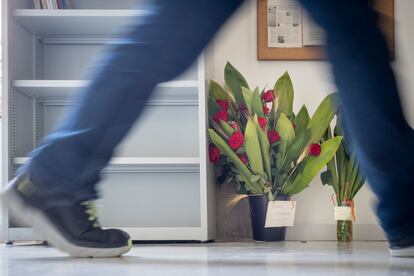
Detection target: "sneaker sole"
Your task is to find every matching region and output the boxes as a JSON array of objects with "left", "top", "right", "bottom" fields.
[
  {"left": 390, "top": 247, "right": 414, "bottom": 258},
  {"left": 2, "top": 189, "right": 132, "bottom": 258}
]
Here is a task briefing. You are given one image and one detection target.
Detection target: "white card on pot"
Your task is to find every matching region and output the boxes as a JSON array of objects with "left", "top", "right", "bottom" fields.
[{"left": 265, "top": 200, "right": 296, "bottom": 228}]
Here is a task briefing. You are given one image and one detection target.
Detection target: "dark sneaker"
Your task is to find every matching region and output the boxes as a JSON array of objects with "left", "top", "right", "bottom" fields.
[
  {"left": 390, "top": 245, "right": 414, "bottom": 257},
  {"left": 1, "top": 173, "right": 132, "bottom": 258}
]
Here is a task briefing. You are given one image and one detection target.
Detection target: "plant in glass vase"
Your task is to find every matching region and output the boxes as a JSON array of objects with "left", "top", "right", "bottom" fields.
[
  {"left": 208, "top": 62, "right": 343, "bottom": 241},
  {"left": 321, "top": 114, "right": 366, "bottom": 242}
]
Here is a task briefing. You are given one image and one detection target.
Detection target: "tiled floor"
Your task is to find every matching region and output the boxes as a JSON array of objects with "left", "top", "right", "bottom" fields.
[{"left": 0, "top": 242, "right": 413, "bottom": 275}]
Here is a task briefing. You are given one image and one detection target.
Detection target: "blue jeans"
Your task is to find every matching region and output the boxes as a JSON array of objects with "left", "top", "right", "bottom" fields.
[
  {"left": 24, "top": 0, "right": 413, "bottom": 247},
  {"left": 298, "top": 0, "right": 414, "bottom": 247},
  {"left": 25, "top": 0, "right": 244, "bottom": 200}
]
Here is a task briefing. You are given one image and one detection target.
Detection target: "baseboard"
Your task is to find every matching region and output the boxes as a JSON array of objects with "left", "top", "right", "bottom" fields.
[
  {"left": 0, "top": 224, "right": 386, "bottom": 243},
  {"left": 286, "top": 223, "right": 386, "bottom": 241}
]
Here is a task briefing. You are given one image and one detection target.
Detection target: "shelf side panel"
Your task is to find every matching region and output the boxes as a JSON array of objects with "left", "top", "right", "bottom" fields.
[{"left": 97, "top": 171, "right": 201, "bottom": 228}]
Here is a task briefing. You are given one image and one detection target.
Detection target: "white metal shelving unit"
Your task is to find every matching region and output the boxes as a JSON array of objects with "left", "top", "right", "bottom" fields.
[{"left": 2, "top": 0, "right": 216, "bottom": 242}]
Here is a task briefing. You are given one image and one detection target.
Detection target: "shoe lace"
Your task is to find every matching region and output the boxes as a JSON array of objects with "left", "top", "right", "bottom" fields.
[{"left": 81, "top": 201, "right": 100, "bottom": 228}]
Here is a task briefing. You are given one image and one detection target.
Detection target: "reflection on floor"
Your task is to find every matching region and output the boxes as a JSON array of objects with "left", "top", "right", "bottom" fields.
[{"left": 0, "top": 242, "right": 413, "bottom": 275}]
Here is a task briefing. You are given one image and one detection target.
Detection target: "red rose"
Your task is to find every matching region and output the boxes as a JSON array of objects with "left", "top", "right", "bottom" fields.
[
  {"left": 263, "top": 105, "right": 270, "bottom": 114},
  {"left": 209, "top": 144, "right": 220, "bottom": 164},
  {"left": 268, "top": 130, "right": 281, "bottom": 144},
  {"left": 308, "top": 143, "right": 321, "bottom": 156},
  {"left": 216, "top": 99, "right": 229, "bottom": 110},
  {"left": 229, "top": 131, "right": 244, "bottom": 150},
  {"left": 213, "top": 110, "right": 228, "bottom": 124},
  {"left": 261, "top": 90, "right": 274, "bottom": 103},
  {"left": 229, "top": 121, "right": 239, "bottom": 130},
  {"left": 238, "top": 154, "right": 249, "bottom": 164},
  {"left": 258, "top": 117, "right": 267, "bottom": 129}
]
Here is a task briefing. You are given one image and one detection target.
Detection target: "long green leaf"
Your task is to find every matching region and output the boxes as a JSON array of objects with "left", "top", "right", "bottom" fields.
[
  {"left": 220, "top": 121, "right": 236, "bottom": 137},
  {"left": 208, "top": 97, "right": 221, "bottom": 116},
  {"left": 225, "top": 62, "right": 249, "bottom": 106},
  {"left": 209, "top": 80, "right": 227, "bottom": 100},
  {"left": 274, "top": 71, "right": 294, "bottom": 117},
  {"left": 322, "top": 127, "right": 339, "bottom": 194},
  {"left": 283, "top": 136, "right": 343, "bottom": 196},
  {"left": 295, "top": 105, "right": 310, "bottom": 135},
  {"left": 253, "top": 115, "right": 271, "bottom": 181},
  {"left": 252, "top": 88, "right": 264, "bottom": 117},
  {"left": 242, "top": 87, "right": 253, "bottom": 113},
  {"left": 281, "top": 129, "right": 312, "bottom": 173},
  {"left": 244, "top": 119, "right": 264, "bottom": 176},
  {"left": 208, "top": 129, "right": 262, "bottom": 193},
  {"left": 308, "top": 94, "right": 338, "bottom": 142},
  {"left": 336, "top": 139, "right": 347, "bottom": 201},
  {"left": 276, "top": 113, "right": 295, "bottom": 168}
]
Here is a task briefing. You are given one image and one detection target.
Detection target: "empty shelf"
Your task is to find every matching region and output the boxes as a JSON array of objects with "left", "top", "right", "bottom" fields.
[
  {"left": 13, "top": 157, "right": 200, "bottom": 173},
  {"left": 13, "top": 80, "right": 200, "bottom": 104},
  {"left": 14, "top": 9, "right": 149, "bottom": 41}
]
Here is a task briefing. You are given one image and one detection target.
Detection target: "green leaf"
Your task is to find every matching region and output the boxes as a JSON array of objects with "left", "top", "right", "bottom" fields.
[
  {"left": 220, "top": 121, "right": 236, "bottom": 137},
  {"left": 250, "top": 175, "right": 261, "bottom": 183},
  {"left": 336, "top": 137, "right": 347, "bottom": 200},
  {"left": 242, "top": 87, "right": 253, "bottom": 113},
  {"left": 208, "top": 97, "right": 221, "bottom": 116},
  {"left": 324, "top": 127, "right": 339, "bottom": 194},
  {"left": 274, "top": 71, "right": 294, "bottom": 117},
  {"left": 225, "top": 62, "right": 249, "bottom": 106},
  {"left": 308, "top": 93, "right": 338, "bottom": 142},
  {"left": 253, "top": 115, "right": 271, "bottom": 181},
  {"left": 283, "top": 136, "right": 343, "bottom": 196},
  {"left": 281, "top": 129, "right": 312, "bottom": 173},
  {"left": 295, "top": 105, "right": 310, "bottom": 135},
  {"left": 244, "top": 119, "right": 264, "bottom": 176},
  {"left": 276, "top": 113, "right": 295, "bottom": 168},
  {"left": 209, "top": 80, "right": 227, "bottom": 100},
  {"left": 251, "top": 88, "right": 265, "bottom": 117},
  {"left": 208, "top": 129, "right": 262, "bottom": 193}
]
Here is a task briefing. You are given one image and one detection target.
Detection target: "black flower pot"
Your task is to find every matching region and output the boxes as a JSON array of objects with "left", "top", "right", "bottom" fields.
[{"left": 249, "top": 194, "right": 290, "bottom": 242}]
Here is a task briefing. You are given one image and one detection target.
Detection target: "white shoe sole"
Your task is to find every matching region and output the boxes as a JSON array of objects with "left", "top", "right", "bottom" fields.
[
  {"left": 2, "top": 189, "right": 132, "bottom": 258},
  {"left": 390, "top": 246, "right": 414, "bottom": 258}
]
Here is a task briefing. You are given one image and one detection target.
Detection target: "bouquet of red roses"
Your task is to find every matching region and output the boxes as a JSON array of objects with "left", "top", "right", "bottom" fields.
[{"left": 208, "top": 62, "right": 342, "bottom": 200}]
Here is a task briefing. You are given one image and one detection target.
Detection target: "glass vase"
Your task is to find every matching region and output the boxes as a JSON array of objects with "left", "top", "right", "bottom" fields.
[{"left": 337, "top": 220, "right": 353, "bottom": 242}]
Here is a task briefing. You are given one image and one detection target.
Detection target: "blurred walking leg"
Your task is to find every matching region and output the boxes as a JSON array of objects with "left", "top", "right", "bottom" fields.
[
  {"left": 3, "top": 0, "right": 244, "bottom": 257},
  {"left": 298, "top": 0, "right": 414, "bottom": 252}
]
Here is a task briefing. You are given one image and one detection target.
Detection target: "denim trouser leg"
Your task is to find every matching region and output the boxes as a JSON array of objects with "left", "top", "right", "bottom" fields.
[
  {"left": 298, "top": 0, "right": 414, "bottom": 246},
  {"left": 25, "top": 0, "right": 244, "bottom": 202}
]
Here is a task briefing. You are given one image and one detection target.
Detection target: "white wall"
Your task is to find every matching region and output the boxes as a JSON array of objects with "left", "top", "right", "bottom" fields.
[{"left": 210, "top": 0, "right": 414, "bottom": 240}]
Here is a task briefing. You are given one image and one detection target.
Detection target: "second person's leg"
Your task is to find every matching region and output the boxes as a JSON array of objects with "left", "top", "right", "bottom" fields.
[{"left": 298, "top": 0, "right": 414, "bottom": 249}]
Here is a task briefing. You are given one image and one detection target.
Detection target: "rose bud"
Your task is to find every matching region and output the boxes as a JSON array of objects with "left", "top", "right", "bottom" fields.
[
  {"left": 263, "top": 105, "right": 270, "bottom": 114},
  {"left": 229, "top": 121, "right": 239, "bottom": 130},
  {"left": 308, "top": 143, "right": 321, "bottom": 156},
  {"left": 261, "top": 90, "right": 274, "bottom": 103},
  {"left": 216, "top": 99, "right": 229, "bottom": 110},
  {"left": 209, "top": 144, "right": 221, "bottom": 164},
  {"left": 229, "top": 131, "right": 244, "bottom": 150},
  {"left": 267, "top": 130, "right": 281, "bottom": 144},
  {"left": 238, "top": 154, "right": 249, "bottom": 164},
  {"left": 213, "top": 110, "right": 229, "bottom": 124},
  {"left": 258, "top": 117, "right": 267, "bottom": 129}
]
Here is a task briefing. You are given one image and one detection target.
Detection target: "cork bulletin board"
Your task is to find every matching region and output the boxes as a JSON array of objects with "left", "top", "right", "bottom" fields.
[{"left": 257, "top": 0, "right": 395, "bottom": 60}]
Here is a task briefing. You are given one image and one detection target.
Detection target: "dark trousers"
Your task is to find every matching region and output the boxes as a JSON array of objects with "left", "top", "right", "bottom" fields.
[
  {"left": 25, "top": 0, "right": 413, "bottom": 247},
  {"left": 298, "top": 0, "right": 414, "bottom": 247}
]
